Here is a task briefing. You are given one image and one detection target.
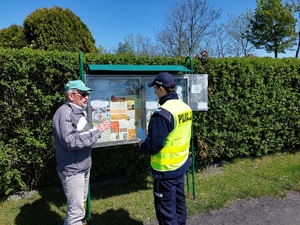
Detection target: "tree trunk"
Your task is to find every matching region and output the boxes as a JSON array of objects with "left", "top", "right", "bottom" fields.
[{"left": 295, "top": 30, "right": 300, "bottom": 58}]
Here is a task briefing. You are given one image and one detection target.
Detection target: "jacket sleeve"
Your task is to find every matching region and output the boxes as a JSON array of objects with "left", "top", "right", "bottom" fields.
[
  {"left": 139, "top": 109, "right": 174, "bottom": 155},
  {"left": 63, "top": 118, "right": 101, "bottom": 150},
  {"left": 53, "top": 105, "right": 101, "bottom": 151}
]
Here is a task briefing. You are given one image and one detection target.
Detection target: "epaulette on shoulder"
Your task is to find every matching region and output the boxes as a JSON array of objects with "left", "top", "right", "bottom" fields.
[{"left": 155, "top": 108, "right": 172, "bottom": 122}]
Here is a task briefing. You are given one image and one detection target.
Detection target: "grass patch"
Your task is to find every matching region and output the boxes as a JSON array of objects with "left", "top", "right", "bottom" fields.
[{"left": 1, "top": 152, "right": 300, "bottom": 225}]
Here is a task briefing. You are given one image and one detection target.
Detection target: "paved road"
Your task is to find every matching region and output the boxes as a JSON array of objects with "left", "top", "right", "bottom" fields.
[{"left": 186, "top": 191, "right": 300, "bottom": 225}]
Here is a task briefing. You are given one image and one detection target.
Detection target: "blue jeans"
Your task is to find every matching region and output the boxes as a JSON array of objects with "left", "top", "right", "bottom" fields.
[
  {"left": 58, "top": 171, "right": 90, "bottom": 225},
  {"left": 153, "top": 174, "right": 187, "bottom": 225}
]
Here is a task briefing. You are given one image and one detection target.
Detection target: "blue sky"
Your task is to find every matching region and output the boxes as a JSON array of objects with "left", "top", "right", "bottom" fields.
[{"left": 0, "top": 0, "right": 295, "bottom": 57}]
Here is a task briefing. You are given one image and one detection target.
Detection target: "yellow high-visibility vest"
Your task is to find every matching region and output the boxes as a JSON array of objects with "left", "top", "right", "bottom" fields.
[{"left": 151, "top": 99, "right": 192, "bottom": 172}]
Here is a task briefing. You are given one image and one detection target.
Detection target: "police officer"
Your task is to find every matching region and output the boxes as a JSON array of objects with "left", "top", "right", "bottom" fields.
[{"left": 139, "top": 72, "right": 192, "bottom": 225}]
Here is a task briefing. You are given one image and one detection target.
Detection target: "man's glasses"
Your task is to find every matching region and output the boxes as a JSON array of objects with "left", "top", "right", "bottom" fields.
[{"left": 72, "top": 92, "right": 90, "bottom": 98}]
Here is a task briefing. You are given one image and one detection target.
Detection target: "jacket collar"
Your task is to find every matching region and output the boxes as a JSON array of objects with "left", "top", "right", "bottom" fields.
[{"left": 159, "top": 92, "right": 179, "bottom": 105}]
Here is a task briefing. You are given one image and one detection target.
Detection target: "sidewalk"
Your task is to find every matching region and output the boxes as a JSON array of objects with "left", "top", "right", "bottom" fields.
[{"left": 186, "top": 191, "right": 300, "bottom": 225}]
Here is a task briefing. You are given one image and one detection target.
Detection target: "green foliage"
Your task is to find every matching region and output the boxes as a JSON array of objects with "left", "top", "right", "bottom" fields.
[
  {"left": 0, "top": 25, "right": 27, "bottom": 49},
  {"left": 0, "top": 48, "right": 79, "bottom": 196},
  {"left": 0, "top": 48, "right": 299, "bottom": 197},
  {"left": 248, "top": 0, "right": 297, "bottom": 57},
  {"left": 0, "top": 49, "right": 186, "bottom": 196},
  {"left": 23, "top": 6, "right": 97, "bottom": 53},
  {"left": 0, "top": 141, "right": 26, "bottom": 195},
  {"left": 193, "top": 57, "right": 300, "bottom": 164},
  {"left": 116, "top": 42, "right": 134, "bottom": 54}
]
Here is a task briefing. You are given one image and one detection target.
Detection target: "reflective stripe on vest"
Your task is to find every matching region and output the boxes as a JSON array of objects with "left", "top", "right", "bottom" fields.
[{"left": 151, "top": 99, "right": 192, "bottom": 172}]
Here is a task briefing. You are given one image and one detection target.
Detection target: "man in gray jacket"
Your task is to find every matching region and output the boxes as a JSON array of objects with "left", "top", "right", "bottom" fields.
[{"left": 52, "top": 80, "right": 111, "bottom": 225}]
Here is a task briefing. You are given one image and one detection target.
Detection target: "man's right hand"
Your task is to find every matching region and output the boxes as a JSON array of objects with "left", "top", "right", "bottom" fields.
[{"left": 97, "top": 120, "right": 111, "bottom": 133}]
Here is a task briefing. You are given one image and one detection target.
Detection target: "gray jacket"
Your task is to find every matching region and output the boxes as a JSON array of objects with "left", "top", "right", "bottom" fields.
[{"left": 52, "top": 102, "right": 101, "bottom": 176}]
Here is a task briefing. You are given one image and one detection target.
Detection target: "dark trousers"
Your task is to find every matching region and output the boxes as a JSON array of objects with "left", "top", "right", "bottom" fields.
[{"left": 153, "top": 174, "right": 187, "bottom": 225}]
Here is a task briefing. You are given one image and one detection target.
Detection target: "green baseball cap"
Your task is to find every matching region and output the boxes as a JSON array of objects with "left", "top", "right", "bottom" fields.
[{"left": 64, "top": 80, "right": 92, "bottom": 91}]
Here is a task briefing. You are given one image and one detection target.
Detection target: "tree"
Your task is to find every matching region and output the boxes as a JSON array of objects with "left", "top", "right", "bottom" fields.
[
  {"left": 227, "top": 11, "right": 256, "bottom": 57},
  {"left": 116, "top": 42, "right": 134, "bottom": 55},
  {"left": 288, "top": 0, "right": 300, "bottom": 58},
  {"left": 202, "top": 24, "right": 232, "bottom": 58},
  {"left": 23, "top": 6, "right": 97, "bottom": 53},
  {"left": 247, "top": 0, "right": 297, "bottom": 58},
  {"left": 115, "top": 33, "right": 160, "bottom": 56},
  {"left": 156, "top": 0, "right": 222, "bottom": 57},
  {"left": 0, "top": 24, "right": 27, "bottom": 49},
  {"left": 135, "top": 33, "right": 159, "bottom": 56},
  {"left": 97, "top": 45, "right": 108, "bottom": 54},
  {"left": 115, "top": 34, "right": 135, "bottom": 54}
]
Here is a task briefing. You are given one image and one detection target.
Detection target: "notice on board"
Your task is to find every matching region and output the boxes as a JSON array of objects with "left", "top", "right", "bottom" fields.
[{"left": 86, "top": 78, "right": 141, "bottom": 144}]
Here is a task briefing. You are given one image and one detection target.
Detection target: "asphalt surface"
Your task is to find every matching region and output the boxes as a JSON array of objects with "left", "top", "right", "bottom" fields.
[
  {"left": 146, "top": 164, "right": 300, "bottom": 225},
  {"left": 184, "top": 191, "right": 300, "bottom": 225}
]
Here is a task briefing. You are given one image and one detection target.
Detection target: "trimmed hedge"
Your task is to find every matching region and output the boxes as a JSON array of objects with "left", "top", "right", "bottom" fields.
[
  {"left": 193, "top": 57, "right": 300, "bottom": 164},
  {"left": 0, "top": 48, "right": 299, "bottom": 196},
  {"left": 0, "top": 49, "right": 79, "bottom": 195}
]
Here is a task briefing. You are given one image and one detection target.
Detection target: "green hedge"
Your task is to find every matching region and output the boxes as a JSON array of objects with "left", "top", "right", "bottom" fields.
[
  {"left": 0, "top": 48, "right": 299, "bottom": 196},
  {"left": 193, "top": 57, "right": 300, "bottom": 164},
  {"left": 0, "top": 49, "right": 79, "bottom": 196},
  {"left": 0, "top": 49, "right": 189, "bottom": 196}
]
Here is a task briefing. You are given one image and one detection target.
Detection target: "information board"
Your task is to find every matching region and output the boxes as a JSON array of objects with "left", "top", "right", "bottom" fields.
[
  {"left": 86, "top": 76, "right": 141, "bottom": 147},
  {"left": 85, "top": 74, "right": 207, "bottom": 147},
  {"left": 188, "top": 74, "right": 208, "bottom": 111}
]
